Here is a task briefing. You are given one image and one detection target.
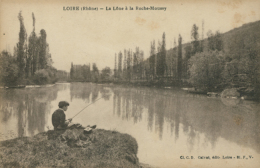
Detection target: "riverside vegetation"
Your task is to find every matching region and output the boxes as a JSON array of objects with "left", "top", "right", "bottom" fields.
[
  {"left": 69, "top": 21, "right": 260, "bottom": 99},
  {"left": 1, "top": 12, "right": 259, "bottom": 99}
]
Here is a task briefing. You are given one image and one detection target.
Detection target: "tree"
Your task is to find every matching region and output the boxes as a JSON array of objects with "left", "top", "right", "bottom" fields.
[
  {"left": 126, "top": 49, "right": 132, "bottom": 81},
  {"left": 70, "top": 62, "right": 74, "bottom": 80},
  {"left": 0, "top": 51, "right": 19, "bottom": 86},
  {"left": 118, "top": 51, "right": 123, "bottom": 79},
  {"left": 223, "top": 28, "right": 259, "bottom": 89},
  {"left": 156, "top": 33, "right": 166, "bottom": 77},
  {"left": 139, "top": 50, "right": 144, "bottom": 79},
  {"left": 184, "top": 45, "right": 192, "bottom": 78},
  {"left": 191, "top": 24, "right": 200, "bottom": 55},
  {"left": 188, "top": 51, "right": 224, "bottom": 90},
  {"left": 201, "top": 20, "right": 204, "bottom": 52},
  {"left": 17, "top": 11, "right": 27, "bottom": 79},
  {"left": 38, "top": 29, "right": 47, "bottom": 69},
  {"left": 101, "top": 67, "right": 111, "bottom": 81},
  {"left": 149, "top": 40, "right": 156, "bottom": 79},
  {"left": 92, "top": 63, "right": 99, "bottom": 82},
  {"left": 133, "top": 47, "right": 139, "bottom": 79},
  {"left": 161, "top": 32, "right": 166, "bottom": 76},
  {"left": 26, "top": 13, "right": 37, "bottom": 77},
  {"left": 114, "top": 53, "right": 117, "bottom": 79},
  {"left": 123, "top": 49, "right": 127, "bottom": 80},
  {"left": 177, "top": 34, "right": 182, "bottom": 84},
  {"left": 207, "top": 30, "right": 223, "bottom": 51},
  {"left": 33, "top": 69, "right": 49, "bottom": 85}
]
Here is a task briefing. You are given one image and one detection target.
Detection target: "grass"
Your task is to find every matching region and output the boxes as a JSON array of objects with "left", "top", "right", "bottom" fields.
[{"left": 0, "top": 129, "right": 141, "bottom": 168}]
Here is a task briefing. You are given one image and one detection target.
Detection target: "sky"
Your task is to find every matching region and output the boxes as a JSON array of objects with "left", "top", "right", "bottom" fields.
[{"left": 1, "top": 0, "right": 260, "bottom": 72}]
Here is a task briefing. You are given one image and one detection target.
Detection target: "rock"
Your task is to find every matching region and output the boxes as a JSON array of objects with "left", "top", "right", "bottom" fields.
[{"left": 221, "top": 88, "right": 240, "bottom": 98}]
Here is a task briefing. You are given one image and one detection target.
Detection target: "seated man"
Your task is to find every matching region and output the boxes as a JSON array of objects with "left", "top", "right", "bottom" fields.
[
  {"left": 52, "top": 101, "right": 97, "bottom": 131},
  {"left": 52, "top": 101, "right": 72, "bottom": 130}
]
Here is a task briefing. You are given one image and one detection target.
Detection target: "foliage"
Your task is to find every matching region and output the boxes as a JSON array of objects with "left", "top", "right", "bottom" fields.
[
  {"left": 188, "top": 51, "right": 224, "bottom": 89},
  {"left": 0, "top": 51, "right": 19, "bottom": 86},
  {"left": 0, "top": 12, "right": 56, "bottom": 86},
  {"left": 33, "top": 68, "right": 58, "bottom": 85},
  {"left": 177, "top": 34, "right": 182, "bottom": 83},
  {"left": 149, "top": 40, "right": 156, "bottom": 79},
  {"left": 191, "top": 24, "right": 200, "bottom": 54},
  {"left": 70, "top": 63, "right": 91, "bottom": 82},
  {"left": 101, "top": 67, "right": 112, "bottom": 81},
  {"left": 118, "top": 51, "right": 123, "bottom": 79},
  {"left": 33, "top": 69, "right": 49, "bottom": 85},
  {"left": 222, "top": 22, "right": 260, "bottom": 89},
  {"left": 17, "top": 11, "right": 27, "bottom": 79},
  {"left": 38, "top": 29, "right": 48, "bottom": 69},
  {"left": 207, "top": 30, "right": 223, "bottom": 51},
  {"left": 156, "top": 33, "right": 166, "bottom": 77},
  {"left": 92, "top": 63, "right": 99, "bottom": 82}
]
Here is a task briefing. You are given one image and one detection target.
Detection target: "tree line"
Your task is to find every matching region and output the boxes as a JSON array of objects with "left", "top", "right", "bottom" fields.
[
  {"left": 70, "top": 63, "right": 112, "bottom": 83},
  {"left": 0, "top": 12, "right": 68, "bottom": 86},
  {"left": 69, "top": 20, "right": 259, "bottom": 95},
  {"left": 112, "top": 21, "right": 259, "bottom": 94},
  {"left": 68, "top": 20, "right": 259, "bottom": 96}
]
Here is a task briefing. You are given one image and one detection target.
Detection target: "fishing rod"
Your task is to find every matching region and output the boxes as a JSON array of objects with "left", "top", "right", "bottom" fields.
[{"left": 70, "top": 96, "right": 104, "bottom": 119}]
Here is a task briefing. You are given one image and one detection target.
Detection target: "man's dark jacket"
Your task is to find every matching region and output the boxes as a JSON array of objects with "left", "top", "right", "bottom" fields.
[{"left": 52, "top": 109, "right": 67, "bottom": 130}]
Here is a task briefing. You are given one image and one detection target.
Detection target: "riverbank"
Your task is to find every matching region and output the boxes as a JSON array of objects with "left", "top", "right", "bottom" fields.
[
  {"left": 0, "top": 129, "right": 147, "bottom": 168},
  {"left": 0, "top": 84, "right": 56, "bottom": 89},
  {"left": 111, "top": 81, "right": 260, "bottom": 101}
]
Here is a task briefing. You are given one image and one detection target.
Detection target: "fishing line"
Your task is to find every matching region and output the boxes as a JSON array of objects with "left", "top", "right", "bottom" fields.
[{"left": 71, "top": 96, "right": 104, "bottom": 119}]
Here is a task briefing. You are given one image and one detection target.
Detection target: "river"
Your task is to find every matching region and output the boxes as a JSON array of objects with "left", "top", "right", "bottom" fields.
[{"left": 0, "top": 83, "right": 259, "bottom": 167}]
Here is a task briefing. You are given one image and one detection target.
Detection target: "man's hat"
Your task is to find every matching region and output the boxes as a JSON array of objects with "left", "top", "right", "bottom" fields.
[{"left": 58, "top": 101, "right": 70, "bottom": 108}]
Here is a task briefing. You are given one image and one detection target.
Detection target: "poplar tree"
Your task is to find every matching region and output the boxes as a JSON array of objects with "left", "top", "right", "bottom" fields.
[
  {"left": 39, "top": 29, "right": 47, "bottom": 69},
  {"left": 118, "top": 51, "right": 123, "bottom": 79},
  {"left": 17, "top": 11, "right": 27, "bottom": 79},
  {"left": 149, "top": 40, "right": 156, "bottom": 79},
  {"left": 177, "top": 34, "right": 182, "bottom": 84},
  {"left": 28, "top": 12, "right": 39, "bottom": 76},
  {"left": 123, "top": 49, "right": 127, "bottom": 79},
  {"left": 156, "top": 33, "right": 166, "bottom": 77},
  {"left": 126, "top": 49, "right": 131, "bottom": 81},
  {"left": 191, "top": 24, "right": 200, "bottom": 55},
  {"left": 70, "top": 62, "right": 74, "bottom": 80},
  {"left": 114, "top": 53, "right": 117, "bottom": 79}
]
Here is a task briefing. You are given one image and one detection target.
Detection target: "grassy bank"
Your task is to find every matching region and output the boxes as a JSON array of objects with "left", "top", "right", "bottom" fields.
[{"left": 0, "top": 129, "right": 142, "bottom": 168}]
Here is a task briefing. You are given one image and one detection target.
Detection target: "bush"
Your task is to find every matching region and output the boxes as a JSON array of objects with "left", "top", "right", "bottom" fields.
[
  {"left": 33, "top": 69, "right": 49, "bottom": 85},
  {"left": 0, "top": 51, "right": 19, "bottom": 86},
  {"left": 188, "top": 51, "right": 224, "bottom": 90}
]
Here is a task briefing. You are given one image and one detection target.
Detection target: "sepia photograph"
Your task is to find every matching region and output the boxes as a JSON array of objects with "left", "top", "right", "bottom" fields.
[{"left": 0, "top": 0, "right": 259, "bottom": 167}]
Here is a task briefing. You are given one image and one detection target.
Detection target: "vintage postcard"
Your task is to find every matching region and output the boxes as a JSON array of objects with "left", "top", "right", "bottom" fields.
[{"left": 0, "top": 0, "right": 259, "bottom": 167}]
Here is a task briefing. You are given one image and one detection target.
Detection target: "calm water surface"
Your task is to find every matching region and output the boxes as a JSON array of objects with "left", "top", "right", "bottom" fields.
[{"left": 0, "top": 83, "right": 259, "bottom": 167}]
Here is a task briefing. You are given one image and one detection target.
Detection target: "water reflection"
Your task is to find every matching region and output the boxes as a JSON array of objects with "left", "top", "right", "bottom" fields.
[
  {"left": 0, "top": 86, "right": 61, "bottom": 139},
  {"left": 111, "top": 86, "right": 260, "bottom": 154},
  {"left": 0, "top": 82, "right": 259, "bottom": 164},
  {"left": 0, "top": 83, "right": 111, "bottom": 140},
  {"left": 70, "top": 83, "right": 111, "bottom": 102}
]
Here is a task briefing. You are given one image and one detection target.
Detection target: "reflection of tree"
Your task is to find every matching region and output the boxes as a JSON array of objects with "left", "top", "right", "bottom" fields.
[
  {"left": 174, "top": 95, "right": 180, "bottom": 142},
  {"left": 154, "top": 96, "right": 164, "bottom": 140},
  {"left": 187, "top": 127, "right": 197, "bottom": 152},
  {"left": 70, "top": 83, "right": 111, "bottom": 102},
  {"left": 117, "top": 93, "right": 121, "bottom": 117},
  {"left": 113, "top": 93, "right": 116, "bottom": 115},
  {"left": 110, "top": 86, "right": 260, "bottom": 153},
  {"left": 70, "top": 83, "right": 91, "bottom": 103},
  {"left": 147, "top": 97, "right": 155, "bottom": 131},
  {"left": 0, "top": 85, "right": 60, "bottom": 139},
  {"left": 92, "top": 85, "right": 99, "bottom": 102}
]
